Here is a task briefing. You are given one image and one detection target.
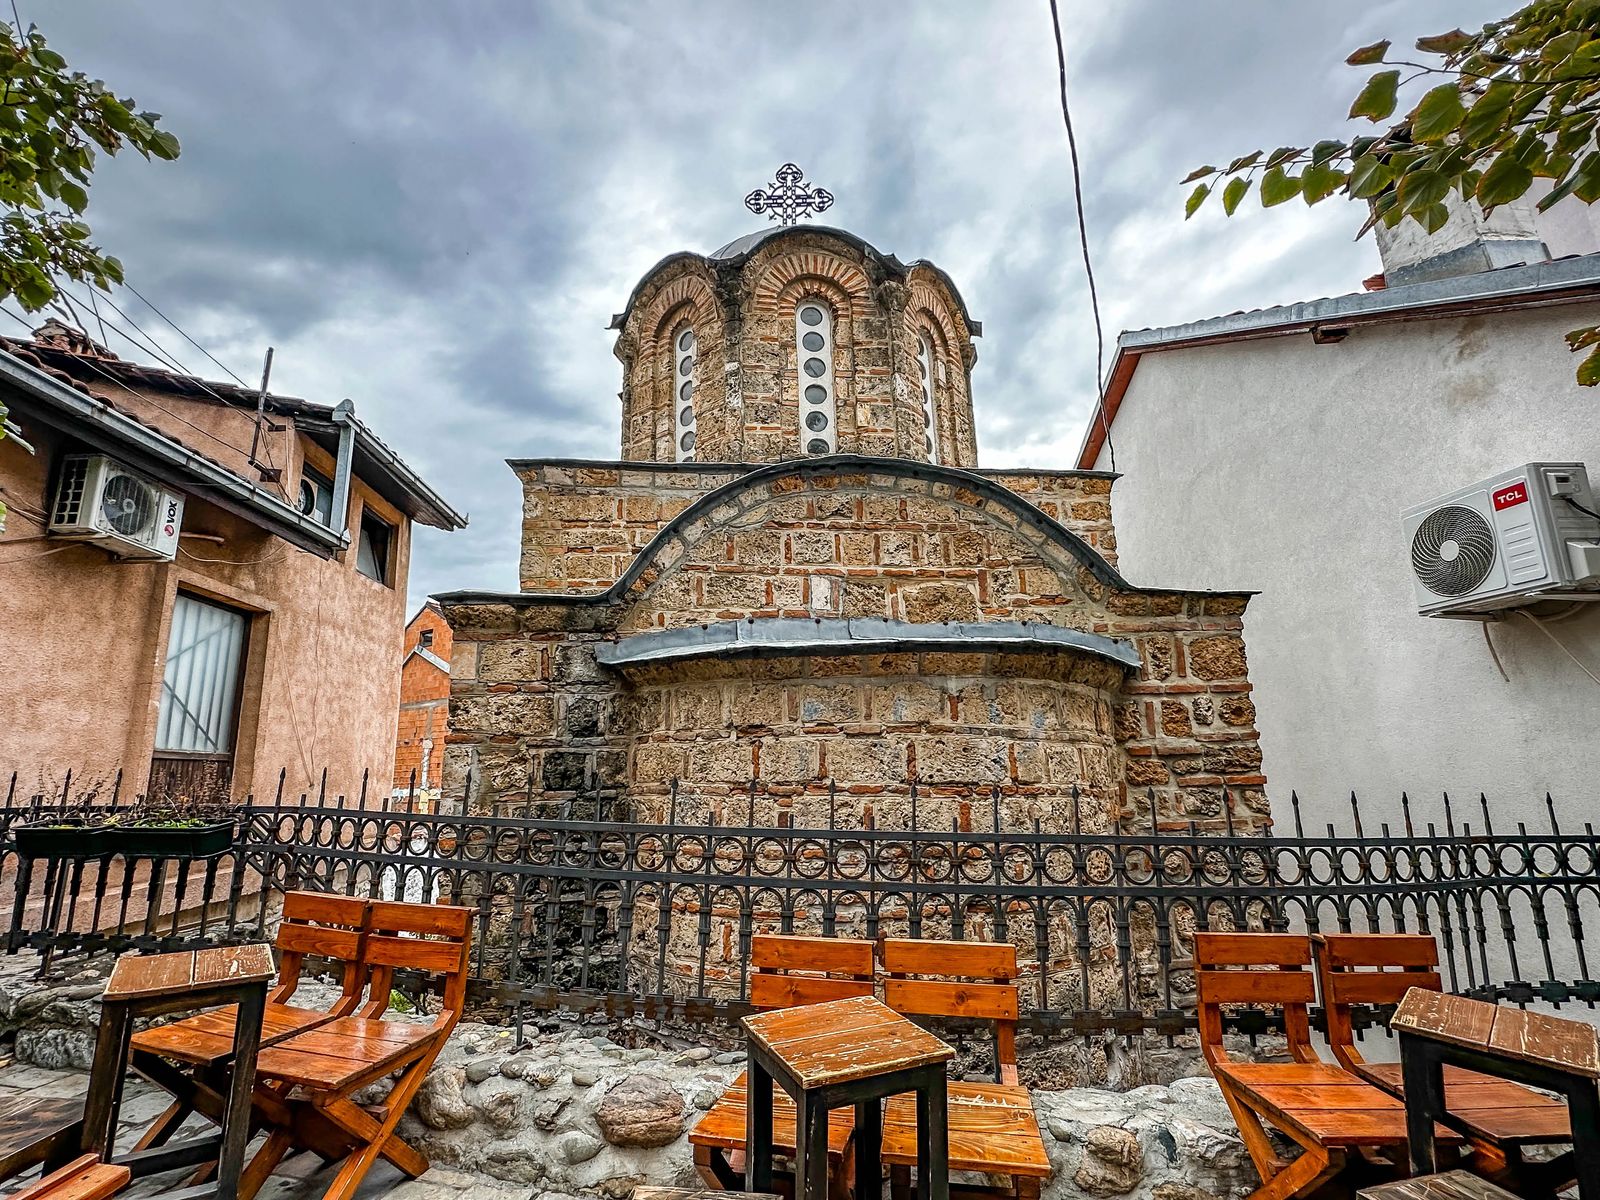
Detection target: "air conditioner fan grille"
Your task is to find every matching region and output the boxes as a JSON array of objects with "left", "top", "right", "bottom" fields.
[{"left": 1411, "top": 504, "right": 1496, "bottom": 597}]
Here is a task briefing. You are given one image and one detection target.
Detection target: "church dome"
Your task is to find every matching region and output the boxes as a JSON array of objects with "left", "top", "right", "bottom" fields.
[{"left": 611, "top": 224, "right": 980, "bottom": 466}]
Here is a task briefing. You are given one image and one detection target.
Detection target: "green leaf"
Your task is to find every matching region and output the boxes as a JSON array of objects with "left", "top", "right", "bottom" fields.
[
  {"left": 1346, "top": 39, "right": 1391, "bottom": 66},
  {"left": 1311, "top": 139, "right": 1346, "bottom": 166},
  {"left": 149, "top": 129, "right": 180, "bottom": 160},
  {"left": 1184, "top": 182, "right": 1210, "bottom": 218},
  {"left": 1260, "top": 166, "right": 1302, "bottom": 207},
  {"left": 1460, "top": 80, "right": 1517, "bottom": 145},
  {"left": 1475, "top": 152, "right": 1534, "bottom": 209},
  {"left": 1397, "top": 168, "right": 1449, "bottom": 212},
  {"left": 1225, "top": 150, "right": 1262, "bottom": 173},
  {"left": 1415, "top": 29, "right": 1474, "bottom": 55},
  {"left": 1418, "top": 202, "right": 1451, "bottom": 234},
  {"left": 1222, "top": 176, "right": 1250, "bottom": 216},
  {"left": 1576, "top": 343, "right": 1600, "bottom": 387},
  {"left": 1349, "top": 70, "right": 1401, "bottom": 122},
  {"left": 58, "top": 179, "right": 86, "bottom": 213},
  {"left": 1412, "top": 84, "right": 1466, "bottom": 142},
  {"left": 1347, "top": 153, "right": 1394, "bottom": 199},
  {"left": 1181, "top": 164, "right": 1216, "bottom": 184},
  {"left": 1301, "top": 163, "right": 1348, "bottom": 203},
  {"left": 1565, "top": 325, "right": 1600, "bottom": 352},
  {"left": 1265, "top": 146, "right": 1304, "bottom": 170}
]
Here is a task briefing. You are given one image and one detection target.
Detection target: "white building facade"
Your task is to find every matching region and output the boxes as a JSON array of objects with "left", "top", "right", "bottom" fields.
[{"left": 1082, "top": 248, "right": 1600, "bottom": 831}]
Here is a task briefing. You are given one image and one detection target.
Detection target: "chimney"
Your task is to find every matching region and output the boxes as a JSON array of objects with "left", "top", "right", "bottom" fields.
[{"left": 1372, "top": 192, "right": 1549, "bottom": 287}]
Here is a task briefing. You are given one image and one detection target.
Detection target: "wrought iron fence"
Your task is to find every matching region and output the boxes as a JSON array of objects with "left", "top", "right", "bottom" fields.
[{"left": 3, "top": 771, "right": 1597, "bottom": 1040}]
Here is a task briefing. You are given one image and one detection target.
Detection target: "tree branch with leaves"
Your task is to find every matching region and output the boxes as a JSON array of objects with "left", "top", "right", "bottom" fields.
[{"left": 1184, "top": 1, "right": 1600, "bottom": 383}]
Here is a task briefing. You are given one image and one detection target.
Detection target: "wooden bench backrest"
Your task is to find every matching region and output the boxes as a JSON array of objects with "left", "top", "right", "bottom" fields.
[
  {"left": 880, "top": 937, "right": 1021, "bottom": 1084},
  {"left": 359, "top": 900, "right": 474, "bottom": 1027},
  {"left": 273, "top": 891, "right": 370, "bottom": 1009},
  {"left": 1312, "top": 933, "right": 1442, "bottom": 1070},
  {"left": 748, "top": 934, "right": 874, "bottom": 1010},
  {"left": 1194, "top": 932, "right": 1318, "bottom": 1066}
]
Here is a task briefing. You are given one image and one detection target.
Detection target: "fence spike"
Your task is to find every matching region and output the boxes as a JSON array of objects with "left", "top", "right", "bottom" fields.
[
  {"left": 317, "top": 768, "right": 328, "bottom": 809},
  {"left": 1349, "top": 792, "right": 1364, "bottom": 838},
  {"left": 1290, "top": 791, "right": 1304, "bottom": 837},
  {"left": 1401, "top": 792, "right": 1414, "bottom": 837},
  {"left": 60, "top": 769, "right": 72, "bottom": 807},
  {"left": 1071, "top": 783, "right": 1082, "bottom": 835},
  {"left": 1479, "top": 792, "right": 1494, "bottom": 836},
  {"left": 1147, "top": 788, "right": 1158, "bottom": 835},
  {"left": 669, "top": 777, "right": 678, "bottom": 827},
  {"left": 110, "top": 769, "right": 123, "bottom": 813},
  {"left": 358, "top": 768, "right": 369, "bottom": 810},
  {"left": 1223, "top": 786, "right": 1234, "bottom": 837},
  {"left": 1443, "top": 792, "right": 1456, "bottom": 837},
  {"left": 1547, "top": 794, "right": 1561, "bottom": 835}
]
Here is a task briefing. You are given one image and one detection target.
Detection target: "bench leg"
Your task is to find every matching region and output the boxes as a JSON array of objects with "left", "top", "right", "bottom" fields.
[{"left": 1252, "top": 1147, "right": 1343, "bottom": 1200}]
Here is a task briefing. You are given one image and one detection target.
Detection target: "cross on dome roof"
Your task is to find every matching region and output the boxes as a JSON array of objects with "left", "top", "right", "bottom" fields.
[{"left": 744, "top": 163, "right": 834, "bottom": 227}]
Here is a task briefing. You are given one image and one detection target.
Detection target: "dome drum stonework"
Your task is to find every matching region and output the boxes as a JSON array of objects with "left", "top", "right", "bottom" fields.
[{"left": 437, "top": 223, "right": 1266, "bottom": 996}]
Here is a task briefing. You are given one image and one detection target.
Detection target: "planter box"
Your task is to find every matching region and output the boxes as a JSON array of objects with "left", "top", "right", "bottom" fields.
[
  {"left": 12, "top": 821, "right": 104, "bottom": 859},
  {"left": 116, "top": 821, "right": 235, "bottom": 859},
  {"left": 12, "top": 819, "right": 235, "bottom": 860}
]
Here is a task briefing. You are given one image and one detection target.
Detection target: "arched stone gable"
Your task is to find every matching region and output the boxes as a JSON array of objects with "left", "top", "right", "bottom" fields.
[{"left": 622, "top": 264, "right": 727, "bottom": 461}]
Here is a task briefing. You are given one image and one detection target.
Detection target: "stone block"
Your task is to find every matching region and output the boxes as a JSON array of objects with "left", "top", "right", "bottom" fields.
[
  {"left": 899, "top": 581, "right": 980, "bottom": 623},
  {"left": 799, "top": 683, "right": 863, "bottom": 725},
  {"left": 1218, "top": 696, "right": 1255, "bottom": 727},
  {"left": 1186, "top": 636, "right": 1247, "bottom": 681},
  {"left": 542, "top": 751, "right": 588, "bottom": 793},
  {"left": 825, "top": 737, "right": 907, "bottom": 784}
]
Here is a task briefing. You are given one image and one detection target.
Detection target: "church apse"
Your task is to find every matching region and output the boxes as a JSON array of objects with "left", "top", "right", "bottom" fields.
[{"left": 436, "top": 221, "right": 1264, "bottom": 1001}]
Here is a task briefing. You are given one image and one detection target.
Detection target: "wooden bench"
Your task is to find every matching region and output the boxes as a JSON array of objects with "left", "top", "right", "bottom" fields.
[
  {"left": 6, "top": 1154, "right": 129, "bottom": 1200},
  {"left": 1313, "top": 932, "right": 1570, "bottom": 1179},
  {"left": 127, "top": 891, "right": 371, "bottom": 1152},
  {"left": 1196, "top": 932, "right": 1461, "bottom": 1200},
  {"left": 877, "top": 938, "right": 1050, "bottom": 1200},
  {"left": 240, "top": 900, "right": 474, "bottom": 1200},
  {"left": 0, "top": 1095, "right": 86, "bottom": 1183},
  {"left": 1392, "top": 988, "right": 1600, "bottom": 1199},
  {"left": 689, "top": 934, "right": 877, "bottom": 1199}
]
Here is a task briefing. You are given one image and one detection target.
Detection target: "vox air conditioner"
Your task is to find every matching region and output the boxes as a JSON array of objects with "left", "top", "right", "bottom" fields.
[
  {"left": 48, "top": 453, "right": 184, "bottom": 561},
  {"left": 1401, "top": 462, "right": 1600, "bottom": 618}
]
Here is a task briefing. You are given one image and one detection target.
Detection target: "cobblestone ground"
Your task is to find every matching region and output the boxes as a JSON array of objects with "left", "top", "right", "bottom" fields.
[{"left": 0, "top": 1058, "right": 536, "bottom": 1200}]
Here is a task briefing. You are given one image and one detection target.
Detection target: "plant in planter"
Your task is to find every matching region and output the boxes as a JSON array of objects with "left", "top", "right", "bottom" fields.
[{"left": 13, "top": 795, "right": 237, "bottom": 860}]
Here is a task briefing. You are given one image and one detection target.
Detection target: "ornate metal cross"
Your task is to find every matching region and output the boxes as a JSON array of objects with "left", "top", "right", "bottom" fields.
[{"left": 744, "top": 163, "right": 834, "bottom": 227}]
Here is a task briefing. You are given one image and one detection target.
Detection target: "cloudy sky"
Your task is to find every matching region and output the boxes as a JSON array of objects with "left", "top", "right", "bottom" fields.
[{"left": 35, "top": 0, "right": 1503, "bottom": 611}]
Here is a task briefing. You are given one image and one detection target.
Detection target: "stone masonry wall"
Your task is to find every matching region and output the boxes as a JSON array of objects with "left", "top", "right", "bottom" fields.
[{"left": 513, "top": 461, "right": 1119, "bottom": 593}]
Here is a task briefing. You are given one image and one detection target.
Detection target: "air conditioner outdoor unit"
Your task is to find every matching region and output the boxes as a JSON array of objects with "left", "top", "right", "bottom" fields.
[
  {"left": 48, "top": 454, "right": 184, "bottom": 561},
  {"left": 1402, "top": 462, "right": 1600, "bottom": 618}
]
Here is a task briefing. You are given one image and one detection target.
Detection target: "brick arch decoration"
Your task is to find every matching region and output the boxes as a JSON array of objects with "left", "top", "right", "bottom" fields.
[
  {"left": 621, "top": 265, "right": 726, "bottom": 461},
  {"left": 749, "top": 248, "right": 873, "bottom": 311},
  {"left": 610, "top": 455, "right": 1142, "bottom": 620}
]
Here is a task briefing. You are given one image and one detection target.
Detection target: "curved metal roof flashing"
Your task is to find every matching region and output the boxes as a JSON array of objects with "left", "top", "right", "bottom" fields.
[{"left": 594, "top": 617, "right": 1141, "bottom": 673}]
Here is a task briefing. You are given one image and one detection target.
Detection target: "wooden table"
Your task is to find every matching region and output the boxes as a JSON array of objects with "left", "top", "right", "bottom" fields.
[
  {"left": 86, "top": 944, "right": 274, "bottom": 1200},
  {"left": 1394, "top": 988, "right": 1600, "bottom": 1199},
  {"left": 743, "top": 994, "right": 954, "bottom": 1200}
]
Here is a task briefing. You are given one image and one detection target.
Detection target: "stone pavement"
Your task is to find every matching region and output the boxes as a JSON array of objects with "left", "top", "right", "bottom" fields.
[{"left": 0, "top": 1057, "right": 540, "bottom": 1200}]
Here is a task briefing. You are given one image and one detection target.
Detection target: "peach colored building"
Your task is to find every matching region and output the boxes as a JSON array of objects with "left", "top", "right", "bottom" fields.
[
  {"left": 393, "top": 601, "right": 452, "bottom": 795},
  {"left": 0, "top": 321, "right": 466, "bottom": 804}
]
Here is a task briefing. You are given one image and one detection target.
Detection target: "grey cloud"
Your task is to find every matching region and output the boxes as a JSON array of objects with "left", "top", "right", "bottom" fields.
[{"left": 33, "top": 0, "right": 1508, "bottom": 607}]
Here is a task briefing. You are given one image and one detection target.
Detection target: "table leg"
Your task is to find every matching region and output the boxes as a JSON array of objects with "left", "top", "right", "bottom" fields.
[
  {"left": 1568, "top": 1080, "right": 1600, "bottom": 1200},
  {"left": 1399, "top": 1033, "right": 1444, "bottom": 1177},
  {"left": 215, "top": 983, "right": 267, "bottom": 1200},
  {"left": 915, "top": 1068, "right": 949, "bottom": 1200},
  {"left": 855, "top": 1096, "right": 882, "bottom": 1200},
  {"left": 81, "top": 996, "right": 133, "bottom": 1160},
  {"left": 794, "top": 1091, "right": 829, "bottom": 1200},
  {"left": 745, "top": 1058, "right": 775, "bottom": 1195}
]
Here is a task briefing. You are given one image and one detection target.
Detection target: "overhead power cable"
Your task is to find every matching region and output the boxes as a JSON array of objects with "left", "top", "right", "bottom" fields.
[{"left": 1047, "top": 0, "right": 1114, "bottom": 472}]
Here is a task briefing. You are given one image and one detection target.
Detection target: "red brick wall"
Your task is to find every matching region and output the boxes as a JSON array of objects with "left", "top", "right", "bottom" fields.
[{"left": 394, "top": 604, "right": 452, "bottom": 792}]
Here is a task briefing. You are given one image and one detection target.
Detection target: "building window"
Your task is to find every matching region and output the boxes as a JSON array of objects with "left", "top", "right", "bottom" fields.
[
  {"left": 357, "top": 509, "right": 393, "bottom": 585},
  {"left": 916, "top": 333, "right": 940, "bottom": 463},
  {"left": 297, "top": 465, "right": 334, "bottom": 526},
  {"left": 156, "top": 593, "right": 247, "bottom": 755},
  {"left": 795, "top": 300, "right": 836, "bottom": 454},
  {"left": 418, "top": 628, "right": 434, "bottom": 649},
  {"left": 673, "top": 324, "right": 697, "bottom": 462}
]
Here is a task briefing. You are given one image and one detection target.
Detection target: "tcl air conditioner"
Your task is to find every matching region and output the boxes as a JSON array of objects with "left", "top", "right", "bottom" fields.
[
  {"left": 48, "top": 454, "right": 184, "bottom": 561},
  {"left": 1401, "top": 462, "right": 1600, "bottom": 618}
]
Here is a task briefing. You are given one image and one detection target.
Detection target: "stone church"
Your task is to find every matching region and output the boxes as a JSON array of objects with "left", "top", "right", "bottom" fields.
[{"left": 436, "top": 223, "right": 1264, "bottom": 837}]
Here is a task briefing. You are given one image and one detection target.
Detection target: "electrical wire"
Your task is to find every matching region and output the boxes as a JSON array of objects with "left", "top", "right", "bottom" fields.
[
  {"left": 1562, "top": 494, "right": 1600, "bottom": 522},
  {"left": 178, "top": 542, "right": 288, "bottom": 567},
  {"left": 1047, "top": 0, "right": 1114, "bottom": 473},
  {"left": 122, "top": 281, "right": 249, "bottom": 388},
  {"left": 1482, "top": 620, "right": 1511, "bottom": 683},
  {"left": 1518, "top": 609, "right": 1600, "bottom": 687},
  {"left": 0, "top": 541, "right": 76, "bottom": 565}
]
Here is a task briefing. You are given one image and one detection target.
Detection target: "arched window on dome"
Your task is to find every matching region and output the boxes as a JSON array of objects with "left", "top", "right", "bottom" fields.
[
  {"left": 794, "top": 299, "right": 836, "bottom": 454},
  {"left": 672, "top": 323, "right": 697, "bottom": 462},
  {"left": 916, "top": 331, "right": 941, "bottom": 464}
]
